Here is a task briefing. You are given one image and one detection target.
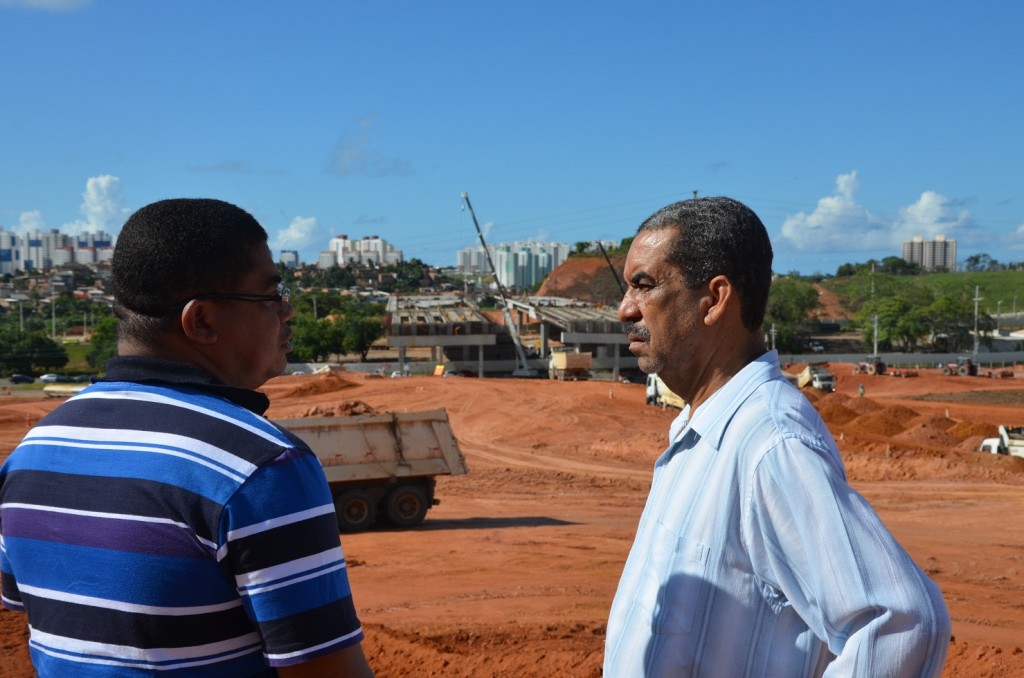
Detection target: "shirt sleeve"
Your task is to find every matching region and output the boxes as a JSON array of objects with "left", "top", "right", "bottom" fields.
[
  {"left": 220, "top": 447, "right": 364, "bottom": 667},
  {"left": 744, "top": 438, "right": 951, "bottom": 677}
]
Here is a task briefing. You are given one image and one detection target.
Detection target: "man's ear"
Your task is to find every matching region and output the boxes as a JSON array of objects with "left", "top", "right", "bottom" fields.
[
  {"left": 179, "top": 299, "right": 220, "bottom": 345},
  {"left": 704, "top": 275, "right": 734, "bottom": 326}
]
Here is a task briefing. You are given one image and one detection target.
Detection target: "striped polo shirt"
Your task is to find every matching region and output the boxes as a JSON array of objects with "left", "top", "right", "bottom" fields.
[{"left": 0, "top": 357, "right": 363, "bottom": 676}]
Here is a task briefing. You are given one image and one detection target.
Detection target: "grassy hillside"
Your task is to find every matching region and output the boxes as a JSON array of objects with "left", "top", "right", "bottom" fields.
[{"left": 822, "top": 270, "right": 1024, "bottom": 324}]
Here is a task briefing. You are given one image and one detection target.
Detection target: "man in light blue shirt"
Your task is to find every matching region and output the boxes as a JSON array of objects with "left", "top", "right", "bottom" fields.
[{"left": 606, "top": 197, "right": 950, "bottom": 676}]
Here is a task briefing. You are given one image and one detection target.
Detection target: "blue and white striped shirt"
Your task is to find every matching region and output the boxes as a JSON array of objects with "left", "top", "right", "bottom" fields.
[
  {"left": 0, "top": 357, "right": 363, "bottom": 676},
  {"left": 605, "top": 351, "right": 950, "bottom": 677}
]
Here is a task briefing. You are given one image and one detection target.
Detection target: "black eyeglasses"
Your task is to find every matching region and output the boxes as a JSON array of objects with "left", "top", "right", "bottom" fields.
[{"left": 183, "top": 282, "right": 291, "bottom": 308}]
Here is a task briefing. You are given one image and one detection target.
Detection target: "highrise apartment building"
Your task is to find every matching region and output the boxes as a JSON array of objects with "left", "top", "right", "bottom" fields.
[
  {"left": 456, "top": 241, "right": 570, "bottom": 289},
  {"left": 902, "top": 235, "right": 957, "bottom": 272},
  {"left": 0, "top": 227, "right": 114, "bottom": 273},
  {"left": 326, "top": 234, "right": 403, "bottom": 267},
  {"left": 279, "top": 250, "right": 300, "bottom": 269}
]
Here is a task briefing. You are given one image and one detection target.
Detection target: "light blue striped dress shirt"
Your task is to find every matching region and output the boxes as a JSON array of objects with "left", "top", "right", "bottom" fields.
[{"left": 605, "top": 351, "right": 950, "bottom": 676}]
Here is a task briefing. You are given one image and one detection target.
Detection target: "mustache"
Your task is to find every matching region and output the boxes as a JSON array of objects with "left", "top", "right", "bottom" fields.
[{"left": 625, "top": 323, "right": 650, "bottom": 341}]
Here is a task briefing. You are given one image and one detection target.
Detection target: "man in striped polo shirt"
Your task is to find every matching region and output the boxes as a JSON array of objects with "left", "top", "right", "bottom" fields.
[
  {"left": 605, "top": 197, "right": 950, "bottom": 676},
  {"left": 0, "top": 199, "right": 373, "bottom": 676}
]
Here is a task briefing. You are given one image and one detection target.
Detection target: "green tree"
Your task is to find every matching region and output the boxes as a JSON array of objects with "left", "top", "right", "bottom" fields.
[
  {"left": 86, "top": 316, "right": 119, "bottom": 372},
  {"left": 288, "top": 315, "right": 344, "bottom": 362},
  {"left": 340, "top": 315, "right": 386, "bottom": 361},
  {"left": 0, "top": 328, "right": 68, "bottom": 374},
  {"left": 765, "top": 277, "right": 821, "bottom": 352}
]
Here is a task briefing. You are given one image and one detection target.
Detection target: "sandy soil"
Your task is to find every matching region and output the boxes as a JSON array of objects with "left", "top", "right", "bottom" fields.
[{"left": 2, "top": 364, "right": 1024, "bottom": 676}]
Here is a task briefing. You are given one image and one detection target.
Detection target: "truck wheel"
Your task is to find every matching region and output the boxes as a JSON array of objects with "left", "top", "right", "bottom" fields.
[
  {"left": 958, "top": 365, "right": 970, "bottom": 376},
  {"left": 866, "top": 364, "right": 877, "bottom": 375},
  {"left": 385, "top": 485, "right": 430, "bottom": 528},
  {"left": 335, "top": 490, "right": 377, "bottom": 533}
]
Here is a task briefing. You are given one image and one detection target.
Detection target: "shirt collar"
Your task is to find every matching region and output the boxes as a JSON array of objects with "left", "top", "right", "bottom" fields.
[
  {"left": 669, "top": 349, "right": 781, "bottom": 451},
  {"left": 101, "top": 355, "right": 271, "bottom": 415}
]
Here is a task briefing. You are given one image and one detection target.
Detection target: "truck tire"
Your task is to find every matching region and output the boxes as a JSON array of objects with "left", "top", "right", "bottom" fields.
[
  {"left": 866, "top": 364, "right": 877, "bottom": 375},
  {"left": 958, "top": 365, "right": 970, "bottom": 376},
  {"left": 335, "top": 490, "right": 377, "bottom": 533},
  {"left": 384, "top": 484, "right": 430, "bottom": 528}
]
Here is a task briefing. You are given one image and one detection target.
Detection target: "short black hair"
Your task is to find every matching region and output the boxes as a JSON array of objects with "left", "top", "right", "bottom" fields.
[
  {"left": 112, "top": 198, "right": 269, "bottom": 336},
  {"left": 638, "top": 197, "right": 773, "bottom": 331}
]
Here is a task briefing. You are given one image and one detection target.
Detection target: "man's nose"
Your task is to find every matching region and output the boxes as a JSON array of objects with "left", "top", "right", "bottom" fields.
[{"left": 618, "top": 292, "right": 638, "bottom": 322}]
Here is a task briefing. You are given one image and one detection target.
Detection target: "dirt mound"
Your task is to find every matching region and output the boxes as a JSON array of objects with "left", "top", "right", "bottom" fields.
[
  {"left": 948, "top": 420, "right": 999, "bottom": 440},
  {"left": 844, "top": 396, "right": 885, "bottom": 415},
  {"left": 536, "top": 255, "right": 625, "bottom": 305},
  {"left": 296, "top": 401, "right": 378, "bottom": 417},
  {"left": 905, "top": 414, "right": 956, "bottom": 432},
  {"left": 265, "top": 370, "right": 359, "bottom": 399},
  {"left": 814, "top": 393, "right": 859, "bottom": 426},
  {"left": 848, "top": 404, "right": 919, "bottom": 437},
  {"left": 893, "top": 422, "right": 960, "bottom": 448}
]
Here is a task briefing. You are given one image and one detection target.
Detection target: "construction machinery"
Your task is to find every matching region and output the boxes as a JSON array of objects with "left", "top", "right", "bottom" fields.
[
  {"left": 461, "top": 192, "right": 537, "bottom": 378},
  {"left": 798, "top": 363, "right": 836, "bottom": 392},
  {"left": 852, "top": 357, "right": 886, "bottom": 376},
  {"left": 979, "top": 425, "right": 1024, "bottom": 459},
  {"left": 548, "top": 346, "right": 591, "bottom": 381},
  {"left": 274, "top": 409, "right": 469, "bottom": 532},
  {"left": 941, "top": 356, "right": 977, "bottom": 376},
  {"left": 645, "top": 373, "right": 686, "bottom": 409}
]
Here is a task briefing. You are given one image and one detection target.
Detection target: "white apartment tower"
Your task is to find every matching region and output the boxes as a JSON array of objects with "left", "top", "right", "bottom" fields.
[
  {"left": 0, "top": 228, "right": 114, "bottom": 272},
  {"left": 456, "top": 240, "right": 569, "bottom": 288},
  {"left": 902, "top": 235, "right": 957, "bottom": 272},
  {"left": 328, "top": 234, "right": 403, "bottom": 267}
]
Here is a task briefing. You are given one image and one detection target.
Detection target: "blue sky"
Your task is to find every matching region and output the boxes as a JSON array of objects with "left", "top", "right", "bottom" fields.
[{"left": 1, "top": 0, "right": 1021, "bottom": 276}]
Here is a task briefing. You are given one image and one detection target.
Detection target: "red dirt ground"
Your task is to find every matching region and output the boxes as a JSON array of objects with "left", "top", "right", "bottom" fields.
[{"left": 2, "top": 364, "right": 1023, "bottom": 676}]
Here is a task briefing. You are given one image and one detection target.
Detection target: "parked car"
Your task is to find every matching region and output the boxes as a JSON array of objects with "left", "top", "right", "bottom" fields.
[
  {"left": 39, "top": 373, "right": 61, "bottom": 383},
  {"left": 8, "top": 374, "right": 34, "bottom": 384},
  {"left": 809, "top": 341, "right": 825, "bottom": 354}
]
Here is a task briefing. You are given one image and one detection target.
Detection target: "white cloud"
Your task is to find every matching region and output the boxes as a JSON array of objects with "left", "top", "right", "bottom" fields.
[
  {"left": 780, "top": 171, "right": 887, "bottom": 251},
  {"left": 18, "top": 210, "right": 46, "bottom": 231},
  {"left": 326, "top": 114, "right": 413, "bottom": 178},
  {"left": 780, "top": 171, "right": 974, "bottom": 253},
  {"left": 272, "top": 216, "right": 326, "bottom": 253},
  {"left": 891, "top": 191, "right": 972, "bottom": 241},
  {"left": 61, "top": 175, "right": 130, "bottom": 236}
]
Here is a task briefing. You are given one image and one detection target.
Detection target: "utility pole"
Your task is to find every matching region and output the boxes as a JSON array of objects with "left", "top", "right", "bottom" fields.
[
  {"left": 870, "top": 263, "right": 878, "bottom": 357},
  {"left": 973, "top": 285, "right": 981, "bottom": 357}
]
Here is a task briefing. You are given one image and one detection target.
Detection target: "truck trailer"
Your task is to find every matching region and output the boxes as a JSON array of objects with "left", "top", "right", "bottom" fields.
[
  {"left": 548, "top": 347, "right": 592, "bottom": 381},
  {"left": 274, "top": 409, "right": 468, "bottom": 532}
]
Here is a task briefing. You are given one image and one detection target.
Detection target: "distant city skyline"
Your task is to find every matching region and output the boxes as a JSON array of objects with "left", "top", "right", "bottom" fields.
[{"left": 0, "top": 221, "right": 982, "bottom": 277}]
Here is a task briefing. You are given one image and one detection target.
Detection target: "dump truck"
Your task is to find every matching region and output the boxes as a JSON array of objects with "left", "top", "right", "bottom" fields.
[
  {"left": 274, "top": 409, "right": 468, "bottom": 533},
  {"left": 798, "top": 364, "right": 836, "bottom": 392},
  {"left": 941, "top": 356, "right": 977, "bottom": 376},
  {"left": 979, "top": 425, "right": 1024, "bottom": 459},
  {"left": 645, "top": 373, "right": 686, "bottom": 409},
  {"left": 548, "top": 347, "right": 592, "bottom": 381}
]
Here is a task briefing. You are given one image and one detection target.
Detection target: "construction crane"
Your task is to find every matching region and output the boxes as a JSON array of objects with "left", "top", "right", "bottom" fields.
[{"left": 460, "top": 192, "right": 537, "bottom": 378}]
